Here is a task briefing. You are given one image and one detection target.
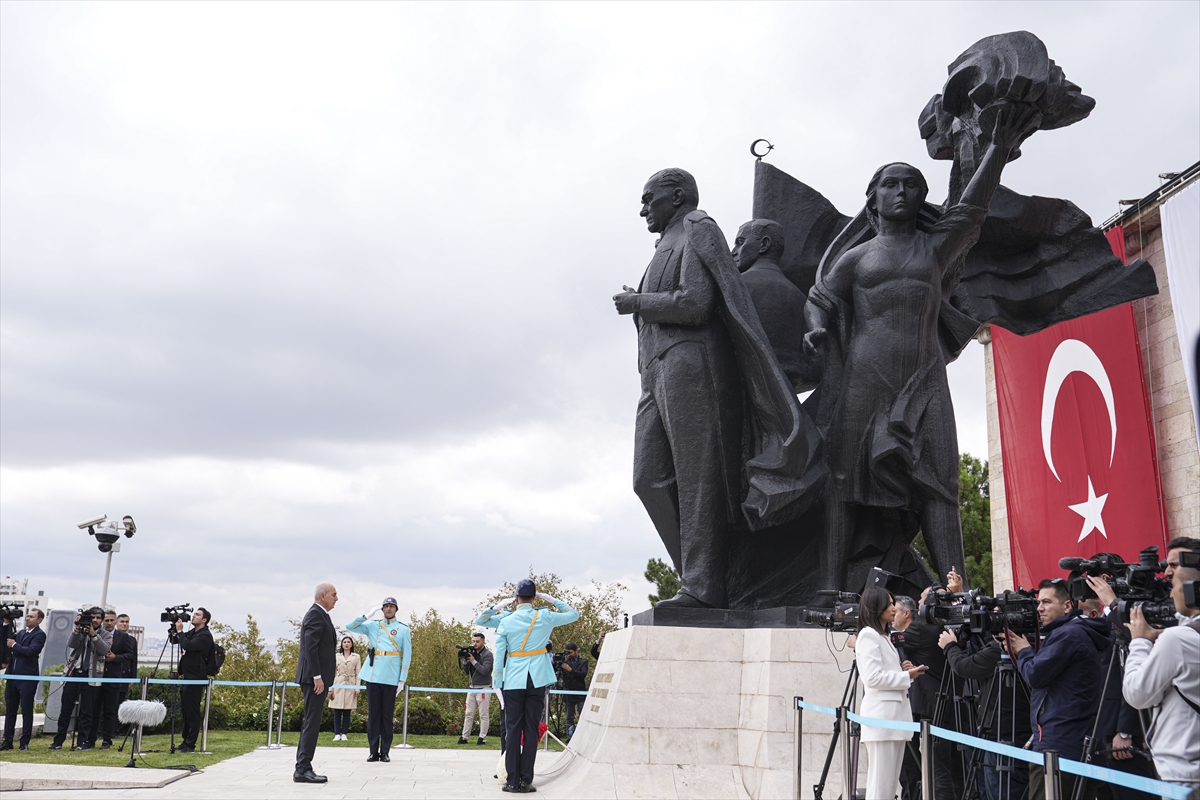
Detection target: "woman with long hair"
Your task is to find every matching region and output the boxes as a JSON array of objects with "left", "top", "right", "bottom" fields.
[
  {"left": 855, "top": 586, "right": 928, "bottom": 799},
  {"left": 330, "top": 636, "right": 361, "bottom": 741}
]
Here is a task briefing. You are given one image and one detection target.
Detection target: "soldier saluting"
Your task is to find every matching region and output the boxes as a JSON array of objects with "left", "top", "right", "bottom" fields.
[{"left": 345, "top": 597, "right": 411, "bottom": 763}]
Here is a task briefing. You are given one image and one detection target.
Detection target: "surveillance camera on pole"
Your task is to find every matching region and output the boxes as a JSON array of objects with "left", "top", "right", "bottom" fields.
[{"left": 79, "top": 514, "right": 137, "bottom": 609}]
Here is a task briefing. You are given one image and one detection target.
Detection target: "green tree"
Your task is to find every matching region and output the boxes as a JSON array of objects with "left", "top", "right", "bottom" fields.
[
  {"left": 406, "top": 608, "right": 474, "bottom": 718},
  {"left": 912, "top": 452, "right": 993, "bottom": 593},
  {"left": 644, "top": 558, "right": 680, "bottom": 606},
  {"left": 209, "top": 615, "right": 278, "bottom": 707}
]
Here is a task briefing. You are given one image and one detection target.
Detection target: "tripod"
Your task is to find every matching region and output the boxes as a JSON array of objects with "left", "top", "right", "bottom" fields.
[
  {"left": 930, "top": 654, "right": 979, "bottom": 797},
  {"left": 814, "top": 661, "right": 861, "bottom": 800},
  {"left": 959, "top": 652, "right": 1029, "bottom": 800}
]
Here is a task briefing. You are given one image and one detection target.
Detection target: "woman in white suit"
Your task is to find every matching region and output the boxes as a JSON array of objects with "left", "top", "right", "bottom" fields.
[{"left": 855, "top": 586, "right": 928, "bottom": 800}]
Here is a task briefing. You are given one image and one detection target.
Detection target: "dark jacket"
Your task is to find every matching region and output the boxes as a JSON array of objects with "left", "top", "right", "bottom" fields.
[
  {"left": 1015, "top": 612, "right": 1109, "bottom": 759},
  {"left": 6, "top": 626, "right": 46, "bottom": 676},
  {"left": 561, "top": 654, "right": 589, "bottom": 692},
  {"left": 296, "top": 604, "right": 336, "bottom": 687},
  {"left": 177, "top": 625, "right": 214, "bottom": 680},
  {"left": 1094, "top": 613, "right": 1145, "bottom": 742},
  {"left": 894, "top": 621, "right": 946, "bottom": 719},
  {"left": 106, "top": 630, "right": 139, "bottom": 680},
  {"left": 943, "top": 638, "right": 1032, "bottom": 745},
  {"left": 467, "top": 647, "right": 494, "bottom": 689}
]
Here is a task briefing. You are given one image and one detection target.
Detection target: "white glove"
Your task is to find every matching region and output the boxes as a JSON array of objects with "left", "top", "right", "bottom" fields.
[
  {"left": 537, "top": 592, "right": 561, "bottom": 605},
  {"left": 493, "top": 598, "right": 515, "bottom": 610},
  {"left": 365, "top": 606, "right": 381, "bottom": 620},
  {"left": 397, "top": 680, "right": 405, "bottom": 691}
]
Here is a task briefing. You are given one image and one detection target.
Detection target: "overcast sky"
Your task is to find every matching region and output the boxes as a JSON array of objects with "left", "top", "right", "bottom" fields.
[{"left": 2, "top": 1, "right": 1197, "bottom": 642}]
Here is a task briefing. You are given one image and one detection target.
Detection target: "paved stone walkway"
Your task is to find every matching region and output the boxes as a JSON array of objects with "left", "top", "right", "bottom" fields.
[{"left": 0, "top": 747, "right": 565, "bottom": 798}]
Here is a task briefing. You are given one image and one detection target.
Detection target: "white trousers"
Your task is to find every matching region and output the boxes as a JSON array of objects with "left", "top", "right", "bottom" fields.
[
  {"left": 463, "top": 690, "right": 490, "bottom": 739},
  {"left": 863, "top": 740, "right": 905, "bottom": 800}
]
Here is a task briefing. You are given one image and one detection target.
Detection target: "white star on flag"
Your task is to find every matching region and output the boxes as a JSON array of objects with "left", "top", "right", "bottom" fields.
[{"left": 1068, "top": 476, "right": 1109, "bottom": 543}]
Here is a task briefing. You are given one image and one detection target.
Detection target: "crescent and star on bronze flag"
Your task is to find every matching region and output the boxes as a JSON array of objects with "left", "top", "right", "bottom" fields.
[{"left": 1041, "top": 339, "right": 1117, "bottom": 544}]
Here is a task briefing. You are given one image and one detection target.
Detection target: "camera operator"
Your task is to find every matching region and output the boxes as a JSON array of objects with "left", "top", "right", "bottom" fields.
[
  {"left": 96, "top": 612, "right": 138, "bottom": 749},
  {"left": 1121, "top": 537, "right": 1200, "bottom": 792},
  {"left": 458, "top": 632, "right": 494, "bottom": 746},
  {"left": 1004, "top": 579, "right": 1109, "bottom": 800},
  {"left": 895, "top": 588, "right": 955, "bottom": 800},
  {"left": 49, "top": 607, "right": 109, "bottom": 750},
  {"left": 0, "top": 608, "right": 46, "bottom": 751},
  {"left": 173, "top": 608, "right": 213, "bottom": 754},
  {"left": 559, "top": 642, "right": 588, "bottom": 737}
]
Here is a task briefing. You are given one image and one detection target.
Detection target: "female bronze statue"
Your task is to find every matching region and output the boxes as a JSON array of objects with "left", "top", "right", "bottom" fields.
[{"left": 804, "top": 104, "right": 1042, "bottom": 590}]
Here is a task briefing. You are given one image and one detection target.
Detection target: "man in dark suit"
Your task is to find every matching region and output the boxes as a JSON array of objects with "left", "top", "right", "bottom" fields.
[
  {"left": 98, "top": 612, "right": 139, "bottom": 748},
  {"left": 295, "top": 582, "right": 338, "bottom": 784},
  {"left": 0, "top": 608, "right": 46, "bottom": 751},
  {"left": 894, "top": 592, "right": 956, "bottom": 800}
]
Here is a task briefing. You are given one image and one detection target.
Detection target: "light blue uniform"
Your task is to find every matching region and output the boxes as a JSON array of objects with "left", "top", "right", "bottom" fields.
[
  {"left": 493, "top": 600, "right": 579, "bottom": 690},
  {"left": 475, "top": 606, "right": 512, "bottom": 629},
  {"left": 345, "top": 615, "right": 412, "bottom": 685}
]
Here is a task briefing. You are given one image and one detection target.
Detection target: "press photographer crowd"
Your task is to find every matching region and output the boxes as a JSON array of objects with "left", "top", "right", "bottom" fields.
[
  {"left": 2, "top": 546, "right": 1196, "bottom": 798},
  {"left": 818, "top": 536, "right": 1200, "bottom": 800}
]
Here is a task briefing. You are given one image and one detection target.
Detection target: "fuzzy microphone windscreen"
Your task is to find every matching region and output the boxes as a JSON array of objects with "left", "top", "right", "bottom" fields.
[{"left": 118, "top": 699, "right": 168, "bottom": 727}]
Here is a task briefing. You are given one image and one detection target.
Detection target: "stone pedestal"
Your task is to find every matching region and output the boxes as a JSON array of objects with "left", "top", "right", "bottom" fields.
[{"left": 534, "top": 625, "right": 867, "bottom": 799}]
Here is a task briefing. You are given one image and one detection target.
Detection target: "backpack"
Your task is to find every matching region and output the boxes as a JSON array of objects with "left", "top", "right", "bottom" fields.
[{"left": 206, "top": 642, "right": 226, "bottom": 677}]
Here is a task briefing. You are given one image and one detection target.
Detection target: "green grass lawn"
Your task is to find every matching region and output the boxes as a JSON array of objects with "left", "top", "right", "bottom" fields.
[{"left": 0, "top": 730, "right": 563, "bottom": 770}]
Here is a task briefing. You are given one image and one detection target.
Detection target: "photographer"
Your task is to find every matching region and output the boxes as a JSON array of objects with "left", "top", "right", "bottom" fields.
[
  {"left": 457, "top": 632, "right": 494, "bottom": 746},
  {"left": 559, "top": 642, "right": 588, "bottom": 737},
  {"left": 0, "top": 608, "right": 46, "bottom": 752},
  {"left": 1005, "top": 579, "right": 1109, "bottom": 800},
  {"left": 97, "top": 612, "right": 138, "bottom": 749},
  {"left": 173, "top": 608, "right": 213, "bottom": 754},
  {"left": 1121, "top": 538, "right": 1200, "bottom": 791},
  {"left": 49, "top": 607, "right": 109, "bottom": 751},
  {"left": 896, "top": 588, "right": 954, "bottom": 800}
]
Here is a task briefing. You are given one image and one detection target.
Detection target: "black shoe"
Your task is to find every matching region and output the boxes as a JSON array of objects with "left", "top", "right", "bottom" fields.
[
  {"left": 293, "top": 770, "right": 327, "bottom": 784},
  {"left": 177, "top": 745, "right": 193, "bottom": 753},
  {"left": 477, "top": 737, "right": 486, "bottom": 745},
  {"left": 520, "top": 784, "right": 537, "bottom": 793},
  {"left": 379, "top": 753, "right": 390, "bottom": 762},
  {"left": 19, "top": 744, "right": 29, "bottom": 751},
  {"left": 502, "top": 786, "right": 520, "bottom": 793},
  {"left": 366, "top": 753, "right": 380, "bottom": 762},
  {"left": 457, "top": 737, "right": 468, "bottom": 745},
  {"left": 49, "top": 744, "right": 63, "bottom": 750},
  {"left": 100, "top": 742, "right": 111, "bottom": 750},
  {"left": 0, "top": 742, "right": 12, "bottom": 751},
  {"left": 74, "top": 744, "right": 92, "bottom": 751}
]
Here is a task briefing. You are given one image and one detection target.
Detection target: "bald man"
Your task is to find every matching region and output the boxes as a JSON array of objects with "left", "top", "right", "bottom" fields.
[{"left": 295, "top": 583, "right": 337, "bottom": 784}]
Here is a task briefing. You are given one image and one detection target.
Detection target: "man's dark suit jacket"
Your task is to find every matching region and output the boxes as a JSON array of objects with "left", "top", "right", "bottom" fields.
[
  {"left": 7, "top": 627, "right": 46, "bottom": 675},
  {"left": 296, "top": 604, "right": 336, "bottom": 687},
  {"left": 895, "top": 621, "right": 947, "bottom": 719},
  {"left": 106, "top": 631, "right": 139, "bottom": 680}
]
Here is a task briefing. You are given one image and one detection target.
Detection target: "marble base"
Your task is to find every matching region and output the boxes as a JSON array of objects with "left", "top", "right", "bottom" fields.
[{"left": 533, "top": 626, "right": 868, "bottom": 799}]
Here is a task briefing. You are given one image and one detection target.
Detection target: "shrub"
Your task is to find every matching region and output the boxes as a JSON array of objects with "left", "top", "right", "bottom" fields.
[{"left": 401, "top": 695, "right": 447, "bottom": 735}]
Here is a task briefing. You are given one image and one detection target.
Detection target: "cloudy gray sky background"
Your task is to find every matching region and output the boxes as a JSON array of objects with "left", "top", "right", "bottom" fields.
[{"left": 2, "top": 1, "right": 1197, "bottom": 640}]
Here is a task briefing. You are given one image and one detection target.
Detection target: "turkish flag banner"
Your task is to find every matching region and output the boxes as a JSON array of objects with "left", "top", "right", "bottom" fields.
[{"left": 993, "top": 301, "right": 1167, "bottom": 589}]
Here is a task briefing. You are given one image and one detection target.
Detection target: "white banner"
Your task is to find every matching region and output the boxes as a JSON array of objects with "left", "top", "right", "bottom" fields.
[{"left": 1160, "top": 180, "right": 1200, "bottom": 451}]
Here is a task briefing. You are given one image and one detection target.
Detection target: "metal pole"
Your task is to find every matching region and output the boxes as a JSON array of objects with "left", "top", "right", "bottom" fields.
[
  {"left": 794, "top": 697, "right": 803, "bottom": 800},
  {"left": 100, "top": 550, "right": 114, "bottom": 610},
  {"left": 262, "top": 680, "right": 277, "bottom": 748},
  {"left": 276, "top": 681, "right": 287, "bottom": 745},
  {"left": 139, "top": 675, "right": 149, "bottom": 701},
  {"left": 1044, "top": 750, "right": 1061, "bottom": 800},
  {"left": 199, "top": 679, "right": 213, "bottom": 753},
  {"left": 543, "top": 690, "right": 551, "bottom": 751},
  {"left": 921, "top": 719, "right": 934, "bottom": 800},
  {"left": 136, "top": 676, "right": 149, "bottom": 755},
  {"left": 400, "top": 685, "right": 411, "bottom": 748},
  {"left": 839, "top": 706, "right": 852, "bottom": 799}
]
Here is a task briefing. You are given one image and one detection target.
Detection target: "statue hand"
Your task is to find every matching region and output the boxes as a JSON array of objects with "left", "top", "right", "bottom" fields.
[
  {"left": 991, "top": 102, "right": 1042, "bottom": 151},
  {"left": 613, "top": 286, "right": 640, "bottom": 315},
  {"left": 803, "top": 328, "right": 827, "bottom": 354}
]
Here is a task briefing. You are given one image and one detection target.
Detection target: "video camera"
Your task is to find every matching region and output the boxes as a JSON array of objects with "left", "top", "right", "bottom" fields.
[
  {"left": 920, "top": 588, "right": 1039, "bottom": 636},
  {"left": 803, "top": 592, "right": 861, "bottom": 632},
  {"left": 161, "top": 604, "right": 193, "bottom": 624},
  {"left": 1060, "top": 547, "right": 1175, "bottom": 627},
  {"left": 0, "top": 602, "right": 23, "bottom": 622}
]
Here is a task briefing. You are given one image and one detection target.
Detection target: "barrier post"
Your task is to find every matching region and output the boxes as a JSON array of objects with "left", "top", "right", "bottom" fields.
[
  {"left": 259, "top": 680, "right": 277, "bottom": 749},
  {"left": 543, "top": 690, "right": 551, "bottom": 751},
  {"left": 839, "top": 706, "right": 853, "bottom": 799},
  {"left": 793, "top": 697, "right": 803, "bottom": 800},
  {"left": 1044, "top": 750, "right": 1061, "bottom": 800},
  {"left": 920, "top": 720, "right": 934, "bottom": 800},
  {"left": 400, "top": 685, "right": 411, "bottom": 748},
  {"left": 136, "top": 676, "right": 150, "bottom": 754},
  {"left": 199, "top": 678, "right": 214, "bottom": 753},
  {"left": 139, "top": 675, "right": 149, "bottom": 701},
  {"left": 276, "top": 681, "right": 287, "bottom": 746}
]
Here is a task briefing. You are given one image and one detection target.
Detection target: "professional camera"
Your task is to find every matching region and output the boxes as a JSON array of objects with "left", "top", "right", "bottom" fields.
[
  {"left": 161, "top": 604, "right": 193, "bottom": 624},
  {"left": 1184, "top": 581, "right": 1199, "bottom": 610},
  {"left": 919, "top": 590, "right": 974, "bottom": 627},
  {"left": 0, "top": 602, "right": 23, "bottom": 622},
  {"left": 551, "top": 650, "right": 569, "bottom": 670},
  {"left": 967, "top": 589, "right": 1040, "bottom": 635},
  {"left": 803, "top": 599, "right": 860, "bottom": 632},
  {"left": 1060, "top": 546, "right": 1168, "bottom": 603}
]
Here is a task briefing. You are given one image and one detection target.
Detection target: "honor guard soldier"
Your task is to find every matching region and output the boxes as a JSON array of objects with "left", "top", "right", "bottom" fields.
[
  {"left": 345, "top": 597, "right": 412, "bottom": 762},
  {"left": 493, "top": 579, "right": 579, "bottom": 793}
]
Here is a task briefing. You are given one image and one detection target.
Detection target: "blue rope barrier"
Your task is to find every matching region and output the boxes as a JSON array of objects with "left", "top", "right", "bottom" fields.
[
  {"left": 796, "top": 698, "right": 1191, "bottom": 800},
  {"left": 1, "top": 674, "right": 590, "bottom": 695}
]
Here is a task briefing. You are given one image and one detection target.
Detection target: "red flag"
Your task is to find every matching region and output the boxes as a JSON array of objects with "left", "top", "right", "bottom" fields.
[{"left": 993, "top": 229, "right": 1166, "bottom": 588}]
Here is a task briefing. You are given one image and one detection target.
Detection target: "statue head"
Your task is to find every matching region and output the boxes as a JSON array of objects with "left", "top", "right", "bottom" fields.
[
  {"left": 641, "top": 168, "right": 699, "bottom": 234},
  {"left": 865, "top": 163, "right": 928, "bottom": 230},
  {"left": 731, "top": 219, "right": 785, "bottom": 272}
]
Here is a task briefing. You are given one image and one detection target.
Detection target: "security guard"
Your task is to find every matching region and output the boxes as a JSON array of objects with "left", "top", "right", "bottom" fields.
[
  {"left": 493, "top": 579, "right": 579, "bottom": 793},
  {"left": 345, "top": 597, "right": 411, "bottom": 762}
]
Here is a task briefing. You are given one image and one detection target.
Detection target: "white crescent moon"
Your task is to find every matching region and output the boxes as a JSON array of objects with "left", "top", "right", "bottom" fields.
[{"left": 1041, "top": 338, "right": 1117, "bottom": 482}]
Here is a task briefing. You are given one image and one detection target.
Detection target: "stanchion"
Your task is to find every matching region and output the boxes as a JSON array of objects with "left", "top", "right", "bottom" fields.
[
  {"left": 135, "top": 676, "right": 149, "bottom": 755},
  {"left": 198, "top": 679, "right": 214, "bottom": 754},
  {"left": 258, "top": 680, "right": 279, "bottom": 750},
  {"left": 921, "top": 719, "right": 934, "bottom": 800},
  {"left": 543, "top": 689, "right": 551, "bottom": 752},
  {"left": 1044, "top": 750, "right": 1061, "bottom": 800},
  {"left": 397, "top": 685, "right": 414, "bottom": 749},
  {"left": 793, "top": 697, "right": 803, "bottom": 800},
  {"left": 139, "top": 675, "right": 149, "bottom": 701},
  {"left": 839, "top": 706, "right": 853, "bottom": 799},
  {"left": 275, "top": 681, "right": 286, "bottom": 746}
]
